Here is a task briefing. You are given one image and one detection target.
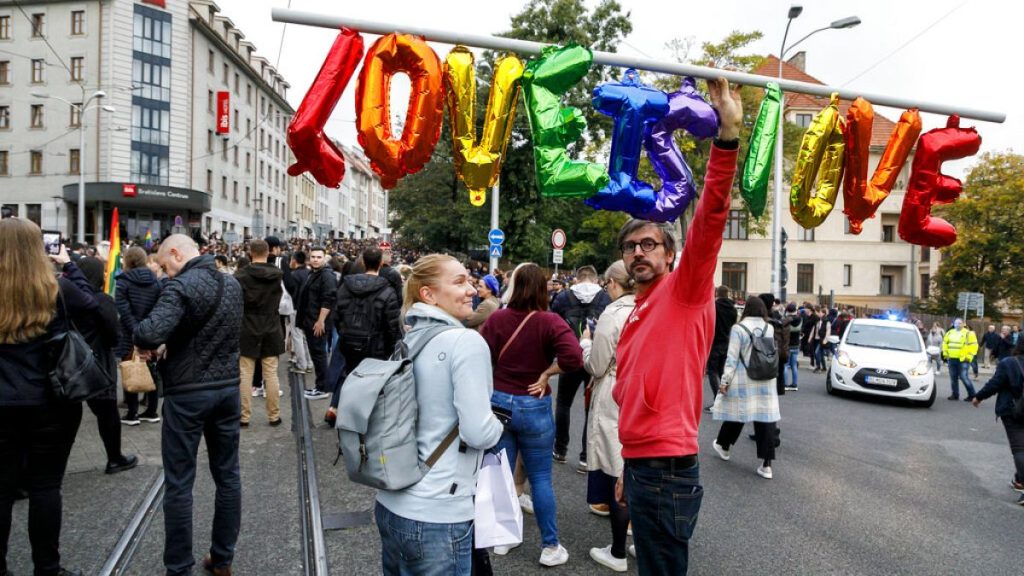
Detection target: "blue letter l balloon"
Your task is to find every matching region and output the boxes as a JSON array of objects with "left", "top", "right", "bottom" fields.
[{"left": 585, "top": 69, "right": 668, "bottom": 214}]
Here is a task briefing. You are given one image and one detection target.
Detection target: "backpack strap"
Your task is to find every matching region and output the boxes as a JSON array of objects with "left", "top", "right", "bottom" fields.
[
  {"left": 405, "top": 324, "right": 458, "bottom": 360},
  {"left": 407, "top": 323, "right": 462, "bottom": 470},
  {"left": 424, "top": 425, "right": 461, "bottom": 468},
  {"left": 499, "top": 311, "right": 538, "bottom": 361}
]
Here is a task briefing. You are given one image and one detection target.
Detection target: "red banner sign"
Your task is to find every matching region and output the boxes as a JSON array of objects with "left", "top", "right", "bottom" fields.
[
  {"left": 142, "top": 0, "right": 167, "bottom": 9},
  {"left": 216, "top": 91, "right": 230, "bottom": 135},
  {"left": 122, "top": 184, "right": 137, "bottom": 198}
]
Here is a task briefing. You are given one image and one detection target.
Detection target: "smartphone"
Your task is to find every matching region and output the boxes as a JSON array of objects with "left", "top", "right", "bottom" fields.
[
  {"left": 491, "top": 404, "right": 512, "bottom": 427},
  {"left": 586, "top": 317, "right": 598, "bottom": 335},
  {"left": 42, "top": 230, "right": 61, "bottom": 255}
]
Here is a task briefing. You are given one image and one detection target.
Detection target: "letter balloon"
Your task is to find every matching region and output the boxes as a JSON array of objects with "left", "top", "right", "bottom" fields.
[
  {"left": 843, "top": 98, "right": 922, "bottom": 234},
  {"left": 585, "top": 69, "right": 668, "bottom": 214},
  {"left": 790, "top": 93, "right": 846, "bottom": 229},
  {"left": 522, "top": 45, "right": 609, "bottom": 198},
  {"left": 633, "top": 76, "right": 719, "bottom": 222},
  {"left": 286, "top": 28, "right": 365, "bottom": 188},
  {"left": 355, "top": 33, "right": 444, "bottom": 189},
  {"left": 898, "top": 115, "right": 981, "bottom": 247},
  {"left": 443, "top": 47, "right": 524, "bottom": 206},
  {"left": 740, "top": 82, "right": 781, "bottom": 218}
]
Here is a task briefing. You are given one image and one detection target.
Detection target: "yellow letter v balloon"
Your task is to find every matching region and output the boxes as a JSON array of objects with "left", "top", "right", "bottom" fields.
[
  {"left": 790, "top": 93, "right": 846, "bottom": 229},
  {"left": 443, "top": 47, "right": 524, "bottom": 207}
]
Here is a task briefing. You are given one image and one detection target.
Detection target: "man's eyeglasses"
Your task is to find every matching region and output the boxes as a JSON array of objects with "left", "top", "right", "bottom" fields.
[{"left": 620, "top": 239, "right": 663, "bottom": 254}]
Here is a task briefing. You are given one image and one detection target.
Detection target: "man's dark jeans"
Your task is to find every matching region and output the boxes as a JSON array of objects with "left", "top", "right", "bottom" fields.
[
  {"left": 304, "top": 328, "right": 330, "bottom": 392},
  {"left": 1003, "top": 416, "right": 1024, "bottom": 484},
  {"left": 705, "top": 348, "right": 727, "bottom": 399},
  {"left": 554, "top": 369, "right": 589, "bottom": 460},
  {"left": 624, "top": 458, "right": 703, "bottom": 575},
  {"left": 0, "top": 403, "right": 82, "bottom": 576},
  {"left": 162, "top": 387, "right": 241, "bottom": 576}
]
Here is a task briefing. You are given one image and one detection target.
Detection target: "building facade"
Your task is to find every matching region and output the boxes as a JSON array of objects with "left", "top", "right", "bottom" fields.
[
  {"left": 0, "top": 0, "right": 297, "bottom": 244},
  {"left": 716, "top": 54, "right": 929, "bottom": 310},
  {"left": 339, "top": 143, "right": 388, "bottom": 239}
]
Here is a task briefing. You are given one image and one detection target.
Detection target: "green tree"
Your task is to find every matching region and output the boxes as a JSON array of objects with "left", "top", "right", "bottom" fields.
[{"left": 925, "top": 152, "right": 1024, "bottom": 318}]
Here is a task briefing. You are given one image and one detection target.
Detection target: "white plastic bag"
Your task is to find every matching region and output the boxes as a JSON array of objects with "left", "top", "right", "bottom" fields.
[{"left": 474, "top": 449, "right": 523, "bottom": 549}]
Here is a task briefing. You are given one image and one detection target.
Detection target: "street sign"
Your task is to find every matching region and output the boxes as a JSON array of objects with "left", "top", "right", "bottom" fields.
[
  {"left": 551, "top": 228, "right": 566, "bottom": 249},
  {"left": 489, "top": 244, "right": 503, "bottom": 258},
  {"left": 174, "top": 215, "right": 183, "bottom": 227},
  {"left": 552, "top": 249, "right": 564, "bottom": 264},
  {"left": 957, "top": 291, "right": 984, "bottom": 317},
  {"left": 488, "top": 228, "right": 505, "bottom": 245}
]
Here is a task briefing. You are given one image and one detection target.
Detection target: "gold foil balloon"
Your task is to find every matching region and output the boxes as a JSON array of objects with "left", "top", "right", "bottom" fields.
[
  {"left": 443, "top": 47, "right": 524, "bottom": 206},
  {"left": 790, "top": 93, "right": 846, "bottom": 229}
]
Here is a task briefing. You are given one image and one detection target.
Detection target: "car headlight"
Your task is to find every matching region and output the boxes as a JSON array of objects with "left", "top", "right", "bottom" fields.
[
  {"left": 836, "top": 351, "right": 857, "bottom": 368},
  {"left": 909, "top": 360, "right": 931, "bottom": 376}
]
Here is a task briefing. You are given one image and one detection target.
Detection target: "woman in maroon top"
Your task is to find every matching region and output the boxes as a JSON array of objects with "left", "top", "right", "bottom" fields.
[{"left": 480, "top": 264, "right": 583, "bottom": 567}]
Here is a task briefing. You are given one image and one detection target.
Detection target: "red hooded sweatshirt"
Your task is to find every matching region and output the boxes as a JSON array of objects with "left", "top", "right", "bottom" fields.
[{"left": 613, "top": 144, "right": 738, "bottom": 459}]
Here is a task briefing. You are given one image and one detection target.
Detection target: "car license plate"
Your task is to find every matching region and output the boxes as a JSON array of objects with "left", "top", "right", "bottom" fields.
[{"left": 866, "top": 375, "right": 898, "bottom": 386}]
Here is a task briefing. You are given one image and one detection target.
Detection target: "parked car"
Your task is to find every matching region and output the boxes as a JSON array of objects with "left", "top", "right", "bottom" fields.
[{"left": 826, "top": 318, "right": 938, "bottom": 407}]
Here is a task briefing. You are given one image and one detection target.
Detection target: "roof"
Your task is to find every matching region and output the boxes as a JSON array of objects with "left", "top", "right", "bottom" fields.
[{"left": 754, "top": 55, "right": 899, "bottom": 148}]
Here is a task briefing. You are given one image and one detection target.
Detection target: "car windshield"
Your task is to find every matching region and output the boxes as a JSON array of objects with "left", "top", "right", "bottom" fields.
[{"left": 845, "top": 324, "right": 922, "bottom": 352}]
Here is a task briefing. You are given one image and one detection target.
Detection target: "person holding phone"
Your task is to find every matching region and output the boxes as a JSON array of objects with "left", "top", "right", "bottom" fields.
[{"left": 480, "top": 264, "right": 583, "bottom": 567}]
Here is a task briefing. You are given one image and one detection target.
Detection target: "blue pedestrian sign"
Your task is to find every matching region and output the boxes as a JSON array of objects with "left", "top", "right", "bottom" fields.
[
  {"left": 489, "top": 244, "right": 503, "bottom": 258},
  {"left": 488, "top": 228, "right": 505, "bottom": 245}
]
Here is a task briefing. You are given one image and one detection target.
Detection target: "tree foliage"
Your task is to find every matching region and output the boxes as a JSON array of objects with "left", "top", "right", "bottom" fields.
[{"left": 925, "top": 152, "right": 1024, "bottom": 318}]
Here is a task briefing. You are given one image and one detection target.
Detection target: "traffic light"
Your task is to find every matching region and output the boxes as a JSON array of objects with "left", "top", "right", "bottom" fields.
[{"left": 780, "top": 227, "right": 788, "bottom": 299}]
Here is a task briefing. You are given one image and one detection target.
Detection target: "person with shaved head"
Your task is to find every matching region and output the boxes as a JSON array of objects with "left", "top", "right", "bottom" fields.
[{"left": 134, "top": 234, "right": 244, "bottom": 576}]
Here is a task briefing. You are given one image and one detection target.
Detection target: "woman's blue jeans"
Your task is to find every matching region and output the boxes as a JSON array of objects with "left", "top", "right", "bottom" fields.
[
  {"left": 786, "top": 347, "right": 799, "bottom": 387},
  {"left": 490, "top": 391, "right": 559, "bottom": 548},
  {"left": 375, "top": 501, "right": 473, "bottom": 576}
]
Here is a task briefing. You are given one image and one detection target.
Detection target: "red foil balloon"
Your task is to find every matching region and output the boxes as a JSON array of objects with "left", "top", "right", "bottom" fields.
[
  {"left": 898, "top": 115, "right": 981, "bottom": 248},
  {"left": 842, "top": 98, "right": 922, "bottom": 234},
  {"left": 286, "top": 28, "right": 365, "bottom": 188},
  {"left": 356, "top": 33, "right": 444, "bottom": 189}
]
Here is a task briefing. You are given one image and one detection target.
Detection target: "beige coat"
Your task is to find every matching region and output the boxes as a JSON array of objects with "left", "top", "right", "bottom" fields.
[
  {"left": 582, "top": 294, "right": 635, "bottom": 477},
  {"left": 465, "top": 295, "right": 499, "bottom": 331}
]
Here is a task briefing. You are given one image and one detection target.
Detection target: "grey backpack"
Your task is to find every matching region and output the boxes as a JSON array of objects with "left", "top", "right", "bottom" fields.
[
  {"left": 336, "top": 324, "right": 460, "bottom": 490},
  {"left": 738, "top": 323, "right": 779, "bottom": 380}
]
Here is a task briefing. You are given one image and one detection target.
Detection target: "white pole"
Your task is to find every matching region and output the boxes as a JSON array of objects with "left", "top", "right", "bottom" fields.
[
  {"left": 489, "top": 182, "right": 499, "bottom": 273},
  {"left": 271, "top": 8, "right": 1006, "bottom": 123},
  {"left": 78, "top": 107, "right": 87, "bottom": 245},
  {"left": 770, "top": 54, "right": 785, "bottom": 300}
]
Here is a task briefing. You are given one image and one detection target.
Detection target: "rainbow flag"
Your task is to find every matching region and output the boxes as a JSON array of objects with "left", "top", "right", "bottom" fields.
[
  {"left": 144, "top": 229, "right": 153, "bottom": 250},
  {"left": 104, "top": 207, "right": 121, "bottom": 296}
]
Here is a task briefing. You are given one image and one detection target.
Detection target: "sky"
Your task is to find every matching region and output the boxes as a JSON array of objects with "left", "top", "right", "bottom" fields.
[{"left": 214, "top": 0, "right": 1019, "bottom": 178}]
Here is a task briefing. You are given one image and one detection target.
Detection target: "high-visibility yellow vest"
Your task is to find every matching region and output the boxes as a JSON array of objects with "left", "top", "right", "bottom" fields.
[{"left": 942, "top": 328, "right": 978, "bottom": 362}]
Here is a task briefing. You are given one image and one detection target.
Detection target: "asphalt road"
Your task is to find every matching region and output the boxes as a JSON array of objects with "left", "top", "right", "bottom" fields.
[{"left": 8, "top": 362, "right": 1019, "bottom": 575}]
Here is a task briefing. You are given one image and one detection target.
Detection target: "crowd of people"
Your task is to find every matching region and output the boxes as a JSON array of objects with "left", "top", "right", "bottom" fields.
[{"left": 2, "top": 76, "right": 1022, "bottom": 576}]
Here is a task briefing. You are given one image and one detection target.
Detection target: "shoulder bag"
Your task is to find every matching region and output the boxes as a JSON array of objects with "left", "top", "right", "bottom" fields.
[{"left": 48, "top": 288, "right": 116, "bottom": 402}]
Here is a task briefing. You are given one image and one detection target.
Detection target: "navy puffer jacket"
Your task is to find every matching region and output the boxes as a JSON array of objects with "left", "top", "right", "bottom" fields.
[
  {"left": 114, "top": 267, "right": 163, "bottom": 358},
  {"left": 975, "top": 356, "right": 1024, "bottom": 419}
]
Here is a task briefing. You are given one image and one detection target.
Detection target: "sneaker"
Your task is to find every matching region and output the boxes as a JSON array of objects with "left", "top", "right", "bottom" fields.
[
  {"left": 703, "top": 405, "right": 713, "bottom": 413},
  {"left": 576, "top": 460, "right": 588, "bottom": 474},
  {"left": 324, "top": 407, "right": 337, "bottom": 427},
  {"left": 492, "top": 542, "right": 520, "bottom": 556},
  {"left": 627, "top": 522, "right": 632, "bottom": 536},
  {"left": 519, "top": 493, "right": 535, "bottom": 515},
  {"left": 964, "top": 395, "right": 975, "bottom": 402},
  {"left": 1010, "top": 479, "right": 1024, "bottom": 493},
  {"left": 105, "top": 454, "right": 138, "bottom": 475},
  {"left": 552, "top": 451, "right": 567, "bottom": 463},
  {"left": 240, "top": 421, "right": 249, "bottom": 428},
  {"left": 269, "top": 418, "right": 283, "bottom": 427},
  {"left": 57, "top": 569, "right": 84, "bottom": 576},
  {"left": 1018, "top": 494, "right": 1024, "bottom": 507},
  {"left": 712, "top": 440, "right": 730, "bottom": 461},
  {"left": 251, "top": 387, "right": 264, "bottom": 398},
  {"left": 588, "top": 503, "right": 610, "bottom": 517},
  {"left": 539, "top": 544, "right": 569, "bottom": 567},
  {"left": 121, "top": 414, "right": 140, "bottom": 426},
  {"left": 628, "top": 545, "right": 636, "bottom": 558},
  {"left": 278, "top": 389, "right": 284, "bottom": 397},
  {"left": 304, "top": 389, "right": 330, "bottom": 400},
  {"left": 757, "top": 465, "right": 773, "bottom": 479},
  {"left": 139, "top": 413, "right": 161, "bottom": 423},
  {"left": 589, "top": 545, "right": 627, "bottom": 572},
  {"left": 947, "top": 395, "right": 959, "bottom": 401}
]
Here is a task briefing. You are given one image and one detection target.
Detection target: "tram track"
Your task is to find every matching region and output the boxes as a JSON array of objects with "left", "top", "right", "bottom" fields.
[{"left": 291, "top": 369, "right": 330, "bottom": 576}]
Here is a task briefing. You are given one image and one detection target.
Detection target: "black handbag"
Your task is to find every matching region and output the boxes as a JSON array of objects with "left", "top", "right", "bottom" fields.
[{"left": 47, "top": 288, "right": 115, "bottom": 402}]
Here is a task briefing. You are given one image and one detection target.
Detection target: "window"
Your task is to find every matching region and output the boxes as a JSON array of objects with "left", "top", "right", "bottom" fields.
[
  {"left": 880, "top": 274, "right": 894, "bottom": 295},
  {"left": 795, "top": 113, "right": 812, "bottom": 128},
  {"left": 232, "top": 180, "right": 238, "bottom": 202},
  {"left": 797, "top": 263, "right": 814, "bottom": 294},
  {"left": 259, "top": 160, "right": 264, "bottom": 179},
  {"left": 68, "top": 148, "right": 80, "bottom": 174},
  {"left": 221, "top": 176, "right": 227, "bottom": 198},
  {"left": 221, "top": 139, "right": 227, "bottom": 161},
  {"left": 246, "top": 118, "right": 251, "bottom": 136},
  {"left": 71, "top": 11, "right": 84, "bottom": 35},
  {"left": 0, "top": 16, "right": 10, "bottom": 40},
  {"left": 245, "top": 185, "right": 250, "bottom": 206},
  {"left": 207, "top": 130, "right": 214, "bottom": 153},
  {"left": 69, "top": 103, "right": 81, "bottom": 126},
  {"left": 0, "top": 151, "right": 8, "bottom": 176},
  {"left": 222, "top": 63, "right": 228, "bottom": 85},
  {"left": 920, "top": 246, "right": 930, "bottom": 263},
  {"left": 245, "top": 152, "right": 251, "bottom": 172},
  {"left": 799, "top": 226, "right": 815, "bottom": 242},
  {"left": 233, "top": 146, "right": 238, "bottom": 166},
  {"left": 843, "top": 264, "right": 852, "bottom": 287},
  {"left": 882, "top": 224, "right": 895, "bottom": 243},
  {"left": 721, "top": 262, "right": 747, "bottom": 294},
  {"left": 70, "top": 57, "right": 83, "bottom": 81},
  {"left": 30, "top": 104, "right": 44, "bottom": 128},
  {"left": 31, "top": 59, "right": 44, "bottom": 83},
  {"left": 30, "top": 150, "right": 42, "bottom": 174},
  {"left": 920, "top": 273, "right": 930, "bottom": 300},
  {"left": 234, "top": 73, "right": 239, "bottom": 94},
  {"left": 208, "top": 50, "right": 215, "bottom": 73},
  {"left": 233, "top": 109, "right": 238, "bottom": 132},
  {"left": 0, "top": 61, "right": 9, "bottom": 84},
  {"left": 131, "top": 104, "right": 169, "bottom": 145},
  {"left": 206, "top": 169, "right": 213, "bottom": 192},
  {"left": 26, "top": 204, "right": 41, "bottom": 226},
  {"left": 246, "top": 83, "right": 252, "bottom": 105},
  {"left": 0, "top": 106, "right": 9, "bottom": 129},
  {"left": 208, "top": 90, "right": 214, "bottom": 112},
  {"left": 723, "top": 209, "right": 748, "bottom": 240},
  {"left": 31, "top": 13, "right": 44, "bottom": 38},
  {"left": 131, "top": 59, "right": 170, "bottom": 101},
  {"left": 132, "top": 6, "right": 171, "bottom": 59},
  {"left": 130, "top": 149, "right": 167, "bottom": 185}
]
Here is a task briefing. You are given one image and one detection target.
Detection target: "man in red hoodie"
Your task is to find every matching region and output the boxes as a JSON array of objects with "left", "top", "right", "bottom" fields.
[{"left": 612, "top": 76, "right": 742, "bottom": 575}]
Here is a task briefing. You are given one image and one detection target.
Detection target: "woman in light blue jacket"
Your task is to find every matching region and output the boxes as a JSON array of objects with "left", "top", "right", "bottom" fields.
[{"left": 375, "top": 254, "right": 504, "bottom": 576}]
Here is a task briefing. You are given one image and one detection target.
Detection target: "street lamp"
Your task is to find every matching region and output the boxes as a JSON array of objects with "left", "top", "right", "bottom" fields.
[
  {"left": 770, "top": 6, "right": 860, "bottom": 300},
  {"left": 30, "top": 90, "right": 115, "bottom": 245}
]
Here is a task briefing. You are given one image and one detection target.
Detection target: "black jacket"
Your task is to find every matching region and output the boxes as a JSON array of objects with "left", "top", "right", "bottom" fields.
[
  {"left": 235, "top": 262, "right": 285, "bottom": 358},
  {"left": 712, "top": 297, "right": 737, "bottom": 353},
  {"left": 0, "top": 263, "right": 98, "bottom": 406},
  {"left": 334, "top": 273, "right": 402, "bottom": 360},
  {"left": 975, "top": 356, "right": 1024, "bottom": 419},
  {"left": 295, "top": 266, "right": 337, "bottom": 331},
  {"left": 77, "top": 291, "right": 120, "bottom": 400},
  {"left": 995, "top": 335, "right": 1016, "bottom": 360},
  {"left": 380, "top": 265, "right": 404, "bottom": 303},
  {"left": 785, "top": 313, "right": 803, "bottom": 348},
  {"left": 288, "top": 267, "right": 309, "bottom": 302},
  {"left": 114, "top": 267, "right": 163, "bottom": 358},
  {"left": 134, "top": 254, "right": 243, "bottom": 396}
]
